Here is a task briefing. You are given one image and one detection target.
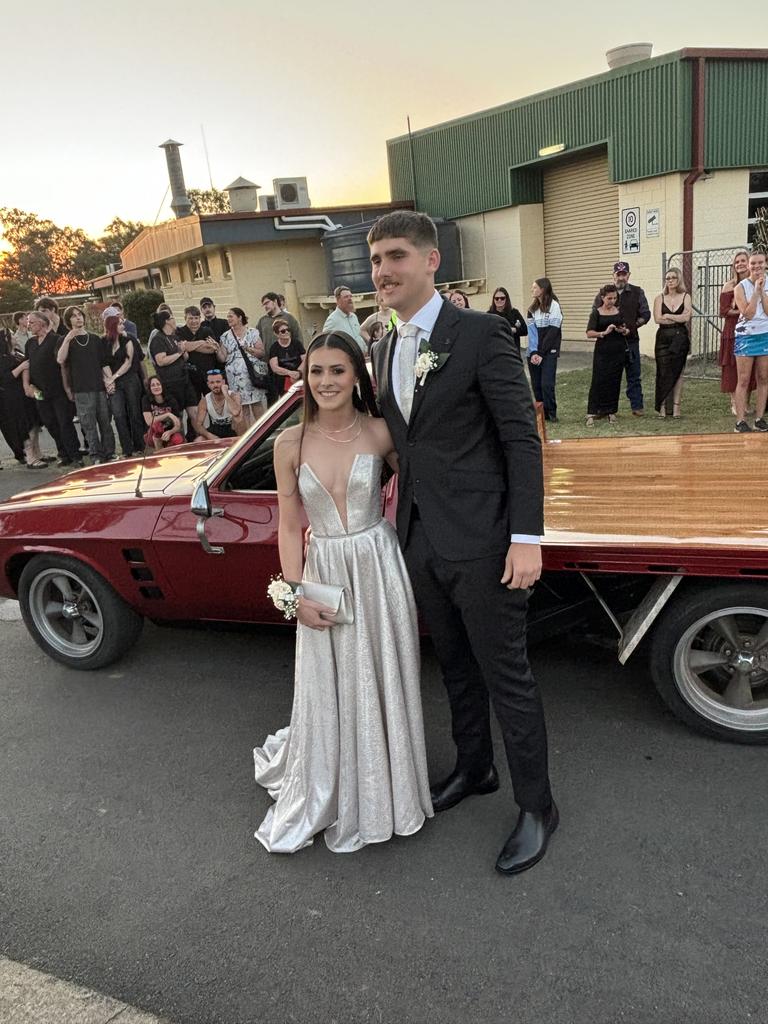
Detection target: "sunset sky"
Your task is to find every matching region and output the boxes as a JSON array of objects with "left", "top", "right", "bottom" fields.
[{"left": 1, "top": 0, "right": 755, "bottom": 239}]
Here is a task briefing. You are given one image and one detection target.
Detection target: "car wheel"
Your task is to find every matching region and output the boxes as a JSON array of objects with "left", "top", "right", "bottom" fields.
[
  {"left": 18, "top": 555, "right": 143, "bottom": 670},
  {"left": 649, "top": 582, "right": 768, "bottom": 744}
]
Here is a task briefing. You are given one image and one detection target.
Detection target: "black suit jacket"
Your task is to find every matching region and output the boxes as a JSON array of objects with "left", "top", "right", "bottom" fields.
[{"left": 371, "top": 301, "right": 544, "bottom": 561}]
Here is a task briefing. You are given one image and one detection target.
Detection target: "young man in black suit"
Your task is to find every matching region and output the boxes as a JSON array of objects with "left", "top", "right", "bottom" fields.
[{"left": 368, "top": 211, "right": 557, "bottom": 875}]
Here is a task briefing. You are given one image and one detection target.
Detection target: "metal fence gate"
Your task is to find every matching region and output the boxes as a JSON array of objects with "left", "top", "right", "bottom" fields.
[{"left": 665, "top": 245, "right": 749, "bottom": 377}]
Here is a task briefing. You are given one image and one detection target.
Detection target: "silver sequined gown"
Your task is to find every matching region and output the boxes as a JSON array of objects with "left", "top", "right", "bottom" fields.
[{"left": 253, "top": 453, "right": 433, "bottom": 853}]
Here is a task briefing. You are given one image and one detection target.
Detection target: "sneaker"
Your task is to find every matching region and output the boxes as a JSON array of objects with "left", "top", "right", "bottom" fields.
[
  {"left": 734, "top": 420, "right": 753, "bottom": 433},
  {"left": 753, "top": 418, "right": 768, "bottom": 432}
]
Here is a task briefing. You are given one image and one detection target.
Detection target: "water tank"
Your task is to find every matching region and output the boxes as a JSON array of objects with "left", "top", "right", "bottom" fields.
[{"left": 323, "top": 219, "right": 461, "bottom": 294}]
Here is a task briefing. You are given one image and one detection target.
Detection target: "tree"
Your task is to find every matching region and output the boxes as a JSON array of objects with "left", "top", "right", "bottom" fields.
[
  {"left": 188, "top": 188, "right": 232, "bottom": 215},
  {"left": 100, "top": 217, "right": 145, "bottom": 263},
  {"left": 0, "top": 279, "right": 35, "bottom": 313},
  {"left": 121, "top": 289, "right": 165, "bottom": 342},
  {"left": 0, "top": 207, "right": 96, "bottom": 292}
]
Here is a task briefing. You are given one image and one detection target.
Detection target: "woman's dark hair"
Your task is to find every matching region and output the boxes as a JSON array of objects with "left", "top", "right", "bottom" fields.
[
  {"left": 153, "top": 310, "right": 173, "bottom": 332},
  {"left": 12, "top": 311, "right": 28, "bottom": 326},
  {"left": 146, "top": 374, "right": 165, "bottom": 397},
  {"left": 450, "top": 290, "right": 470, "bottom": 308},
  {"left": 0, "top": 327, "right": 12, "bottom": 356},
  {"left": 228, "top": 307, "right": 248, "bottom": 326},
  {"left": 369, "top": 321, "right": 385, "bottom": 342},
  {"left": 301, "top": 332, "right": 378, "bottom": 427},
  {"left": 488, "top": 287, "right": 512, "bottom": 316},
  {"left": 528, "top": 277, "right": 557, "bottom": 315},
  {"left": 599, "top": 283, "right": 619, "bottom": 300}
]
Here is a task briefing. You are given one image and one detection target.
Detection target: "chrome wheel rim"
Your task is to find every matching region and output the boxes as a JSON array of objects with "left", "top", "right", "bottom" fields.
[
  {"left": 673, "top": 605, "right": 768, "bottom": 732},
  {"left": 28, "top": 569, "right": 104, "bottom": 659}
]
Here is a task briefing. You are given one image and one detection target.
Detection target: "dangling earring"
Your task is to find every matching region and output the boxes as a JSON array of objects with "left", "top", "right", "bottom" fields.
[{"left": 355, "top": 381, "right": 362, "bottom": 400}]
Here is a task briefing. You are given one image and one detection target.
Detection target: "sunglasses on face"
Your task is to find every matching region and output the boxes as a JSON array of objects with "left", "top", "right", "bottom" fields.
[{"left": 277, "top": 329, "right": 290, "bottom": 335}]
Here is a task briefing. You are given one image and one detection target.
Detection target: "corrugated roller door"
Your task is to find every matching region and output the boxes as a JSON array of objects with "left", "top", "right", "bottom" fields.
[{"left": 543, "top": 150, "right": 619, "bottom": 335}]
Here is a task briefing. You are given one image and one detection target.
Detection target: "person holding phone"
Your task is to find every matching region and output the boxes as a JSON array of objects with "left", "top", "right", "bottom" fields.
[{"left": 585, "top": 284, "right": 630, "bottom": 425}]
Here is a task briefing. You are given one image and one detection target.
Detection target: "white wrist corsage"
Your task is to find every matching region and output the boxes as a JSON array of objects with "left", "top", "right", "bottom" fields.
[{"left": 267, "top": 575, "right": 299, "bottom": 620}]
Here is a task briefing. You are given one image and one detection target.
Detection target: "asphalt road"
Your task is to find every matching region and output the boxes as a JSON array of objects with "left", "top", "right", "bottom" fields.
[{"left": 0, "top": 466, "right": 766, "bottom": 1024}]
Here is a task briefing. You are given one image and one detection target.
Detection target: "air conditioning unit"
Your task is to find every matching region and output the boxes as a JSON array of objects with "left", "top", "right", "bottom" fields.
[
  {"left": 273, "top": 177, "right": 310, "bottom": 209},
  {"left": 258, "top": 194, "right": 277, "bottom": 212}
]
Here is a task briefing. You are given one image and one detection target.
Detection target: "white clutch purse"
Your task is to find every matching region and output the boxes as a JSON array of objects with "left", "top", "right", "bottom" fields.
[{"left": 296, "top": 581, "right": 354, "bottom": 625}]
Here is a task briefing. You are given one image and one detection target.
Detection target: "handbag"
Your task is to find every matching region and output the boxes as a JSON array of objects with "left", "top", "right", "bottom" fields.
[
  {"left": 296, "top": 580, "right": 354, "bottom": 625},
  {"left": 234, "top": 336, "right": 269, "bottom": 390}
]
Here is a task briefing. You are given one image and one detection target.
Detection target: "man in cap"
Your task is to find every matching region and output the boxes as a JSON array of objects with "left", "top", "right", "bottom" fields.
[
  {"left": 594, "top": 261, "right": 650, "bottom": 415},
  {"left": 199, "top": 298, "right": 229, "bottom": 341}
]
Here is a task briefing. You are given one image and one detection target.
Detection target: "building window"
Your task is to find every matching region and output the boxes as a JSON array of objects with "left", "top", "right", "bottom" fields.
[
  {"left": 747, "top": 170, "right": 768, "bottom": 245},
  {"left": 161, "top": 265, "right": 172, "bottom": 286},
  {"left": 190, "top": 254, "right": 211, "bottom": 282},
  {"left": 221, "top": 249, "right": 232, "bottom": 278}
]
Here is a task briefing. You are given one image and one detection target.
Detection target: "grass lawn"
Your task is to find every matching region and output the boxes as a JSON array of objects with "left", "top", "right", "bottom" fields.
[{"left": 546, "top": 358, "right": 738, "bottom": 439}]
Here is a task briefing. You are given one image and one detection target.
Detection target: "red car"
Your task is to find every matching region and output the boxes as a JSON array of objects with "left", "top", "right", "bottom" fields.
[{"left": 0, "top": 385, "right": 766, "bottom": 746}]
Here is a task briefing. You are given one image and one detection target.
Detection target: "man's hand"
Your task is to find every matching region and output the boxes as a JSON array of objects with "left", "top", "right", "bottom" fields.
[
  {"left": 530, "top": 353, "right": 542, "bottom": 365},
  {"left": 501, "top": 542, "right": 542, "bottom": 590}
]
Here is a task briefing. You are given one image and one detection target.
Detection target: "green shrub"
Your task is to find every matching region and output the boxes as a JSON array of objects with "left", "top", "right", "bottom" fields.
[{"left": 121, "top": 289, "right": 165, "bottom": 342}]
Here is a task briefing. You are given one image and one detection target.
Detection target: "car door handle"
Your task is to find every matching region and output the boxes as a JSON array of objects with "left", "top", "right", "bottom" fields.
[{"left": 196, "top": 514, "right": 224, "bottom": 556}]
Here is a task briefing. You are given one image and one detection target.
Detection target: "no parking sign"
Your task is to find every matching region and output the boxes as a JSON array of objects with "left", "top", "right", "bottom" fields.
[{"left": 621, "top": 207, "right": 640, "bottom": 254}]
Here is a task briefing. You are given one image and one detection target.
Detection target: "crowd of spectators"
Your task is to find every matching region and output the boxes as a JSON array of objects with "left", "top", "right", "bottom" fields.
[{"left": 1, "top": 254, "right": 766, "bottom": 469}]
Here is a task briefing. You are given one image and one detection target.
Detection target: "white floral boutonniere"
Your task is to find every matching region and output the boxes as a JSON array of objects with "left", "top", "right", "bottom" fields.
[{"left": 414, "top": 339, "right": 451, "bottom": 385}]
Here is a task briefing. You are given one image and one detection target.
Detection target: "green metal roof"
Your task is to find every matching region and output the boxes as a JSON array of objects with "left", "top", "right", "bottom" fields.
[{"left": 387, "top": 50, "right": 767, "bottom": 220}]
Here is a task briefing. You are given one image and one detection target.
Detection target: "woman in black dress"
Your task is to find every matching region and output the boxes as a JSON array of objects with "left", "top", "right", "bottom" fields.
[
  {"left": 585, "top": 284, "right": 631, "bottom": 425},
  {"left": 653, "top": 268, "right": 692, "bottom": 417},
  {"left": 488, "top": 287, "right": 528, "bottom": 351},
  {"left": 0, "top": 328, "right": 37, "bottom": 464}
]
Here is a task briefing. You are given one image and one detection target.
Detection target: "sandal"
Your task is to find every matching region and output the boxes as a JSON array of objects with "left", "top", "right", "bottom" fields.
[{"left": 27, "top": 459, "right": 47, "bottom": 469}]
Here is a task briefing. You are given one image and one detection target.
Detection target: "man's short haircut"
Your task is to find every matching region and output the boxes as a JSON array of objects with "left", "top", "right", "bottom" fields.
[
  {"left": 184, "top": 305, "right": 201, "bottom": 318},
  {"left": 261, "top": 291, "right": 281, "bottom": 303},
  {"left": 35, "top": 296, "right": 59, "bottom": 313},
  {"left": 367, "top": 210, "right": 438, "bottom": 250},
  {"left": 12, "top": 311, "right": 28, "bottom": 326},
  {"left": 106, "top": 295, "right": 122, "bottom": 308},
  {"left": 334, "top": 285, "right": 351, "bottom": 299},
  {"left": 30, "top": 310, "right": 50, "bottom": 327},
  {"left": 62, "top": 305, "right": 85, "bottom": 328}
]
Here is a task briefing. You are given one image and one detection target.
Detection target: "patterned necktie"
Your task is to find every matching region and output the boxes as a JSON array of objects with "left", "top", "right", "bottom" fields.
[{"left": 397, "top": 323, "right": 419, "bottom": 421}]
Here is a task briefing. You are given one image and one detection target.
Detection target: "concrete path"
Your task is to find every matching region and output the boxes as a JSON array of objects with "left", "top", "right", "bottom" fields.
[{"left": 0, "top": 957, "right": 168, "bottom": 1024}]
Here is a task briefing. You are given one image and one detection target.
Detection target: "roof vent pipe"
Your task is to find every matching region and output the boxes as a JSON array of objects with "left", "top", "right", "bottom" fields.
[
  {"left": 159, "top": 139, "right": 192, "bottom": 219},
  {"left": 606, "top": 43, "right": 653, "bottom": 70}
]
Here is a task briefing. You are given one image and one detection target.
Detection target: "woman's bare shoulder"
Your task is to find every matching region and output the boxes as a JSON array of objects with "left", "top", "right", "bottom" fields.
[
  {"left": 274, "top": 424, "right": 302, "bottom": 453},
  {"left": 364, "top": 415, "right": 394, "bottom": 451}
]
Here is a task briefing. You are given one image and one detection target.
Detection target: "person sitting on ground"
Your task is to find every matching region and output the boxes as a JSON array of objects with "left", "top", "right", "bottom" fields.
[
  {"left": 268, "top": 317, "right": 305, "bottom": 394},
  {"left": 195, "top": 369, "right": 244, "bottom": 440},
  {"left": 142, "top": 375, "right": 184, "bottom": 449}
]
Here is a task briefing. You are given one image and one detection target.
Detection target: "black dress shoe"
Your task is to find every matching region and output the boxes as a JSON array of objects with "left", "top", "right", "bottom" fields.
[
  {"left": 495, "top": 801, "right": 559, "bottom": 875},
  {"left": 430, "top": 764, "right": 499, "bottom": 813}
]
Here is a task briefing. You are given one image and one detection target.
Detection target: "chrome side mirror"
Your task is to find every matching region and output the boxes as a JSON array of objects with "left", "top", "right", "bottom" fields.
[{"left": 191, "top": 480, "right": 224, "bottom": 555}]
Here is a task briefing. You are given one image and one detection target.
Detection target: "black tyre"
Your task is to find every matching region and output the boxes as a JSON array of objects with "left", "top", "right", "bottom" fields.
[
  {"left": 18, "top": 554, "right": 143, "bottom": 670},
  {"left": 649, "top": 582, "right": 768, "bottom": 744}
]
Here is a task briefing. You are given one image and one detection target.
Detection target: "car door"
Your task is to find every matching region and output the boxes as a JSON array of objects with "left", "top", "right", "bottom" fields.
[{"left": 150, "top": 399, "right": 304, "bottom": 623}]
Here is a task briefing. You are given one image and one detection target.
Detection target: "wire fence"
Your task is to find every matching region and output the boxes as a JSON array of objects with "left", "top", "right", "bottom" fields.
[{"left": 666, "top": 245, "right": 748, "bottom": 378}]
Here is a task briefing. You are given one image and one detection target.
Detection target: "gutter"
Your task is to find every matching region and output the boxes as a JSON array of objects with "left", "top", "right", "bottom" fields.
[{"left": 682, "top": 56, "right": 707, "bottom": 254}]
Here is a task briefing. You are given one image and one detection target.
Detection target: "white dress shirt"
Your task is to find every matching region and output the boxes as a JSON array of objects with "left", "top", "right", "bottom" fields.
[{"left": 392, "top": 291, "right": 540, "bottom": 546}]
